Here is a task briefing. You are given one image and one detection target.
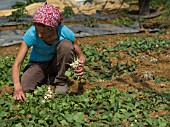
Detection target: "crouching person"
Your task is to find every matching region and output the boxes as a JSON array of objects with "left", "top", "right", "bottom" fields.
[{"left": 12, "top": 3, "right": 86, "bottom": 101}]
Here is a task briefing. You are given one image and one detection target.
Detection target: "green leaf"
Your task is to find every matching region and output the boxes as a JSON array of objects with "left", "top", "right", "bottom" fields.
[
  {"left": 38, "top": 120, "right": 45, "bottom": 124},
  {"left": 73, "top": 112, "right": 84, "bottom": 123},
  {"left": 15, "top": 123, "right": 23, "bottom": 127},
  {"left": 65, "top": 114, "right": 73, "bottom": 123},
  {"left": 60, "top": 119, "right": 69, "bottom": 126}
]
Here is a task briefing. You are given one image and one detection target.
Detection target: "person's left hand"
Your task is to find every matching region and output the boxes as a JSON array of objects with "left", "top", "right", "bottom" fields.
[{"left": 73, "top": 60, "right": 84, "bottom": 76}]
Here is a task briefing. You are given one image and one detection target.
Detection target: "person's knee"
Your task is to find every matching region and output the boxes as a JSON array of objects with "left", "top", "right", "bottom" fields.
[
  {"left": 21, "top": 78, "right": 35, "bottom": 93},
  {"left": 22, "top": 87, "right": 33, "bottom": 93},
  {"left": 57, "top": 39, "right": 74, "bottom": 54},
  {"left": 21, "top": 73, "right": 44, "bottom": 93}
]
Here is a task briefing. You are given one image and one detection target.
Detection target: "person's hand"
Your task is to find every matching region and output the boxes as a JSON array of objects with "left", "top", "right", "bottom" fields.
[
  {"left": 73, "top": 60, "right": 84, "bottom": 76},
  {"left": 14, "top": 87, "right": 26, "bottom": 101}
]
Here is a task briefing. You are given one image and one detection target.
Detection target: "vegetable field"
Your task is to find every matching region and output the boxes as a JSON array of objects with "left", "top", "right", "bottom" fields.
[
  {"left": 1, "top": 0, "right": 170, "bottom": 125},
  {"left": 0, "top": 35, "right": 170, "bottom": 126}
]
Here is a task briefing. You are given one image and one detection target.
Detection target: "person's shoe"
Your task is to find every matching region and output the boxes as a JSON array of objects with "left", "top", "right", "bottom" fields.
[{"left": 55, "top": 84, "right": 68, "bottom": 94}]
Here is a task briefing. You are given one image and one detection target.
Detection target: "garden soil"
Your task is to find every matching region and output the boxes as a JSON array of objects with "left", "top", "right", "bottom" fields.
[{"left": 0, "top": 19, "right": 170, "bottom": 99}]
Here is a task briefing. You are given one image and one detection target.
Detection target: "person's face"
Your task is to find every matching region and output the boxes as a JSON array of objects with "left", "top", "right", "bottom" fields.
[{"left": 35, "top": 23, "right": 58, "bottom": 45}]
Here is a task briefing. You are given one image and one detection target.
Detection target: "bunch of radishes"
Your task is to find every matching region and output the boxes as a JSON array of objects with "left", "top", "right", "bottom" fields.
[
  {"left": 44, "top": 87, "right": 54, "bottom": 99},
  {"left": 69, "top": 57, "right": 83, "bottom": 68}
]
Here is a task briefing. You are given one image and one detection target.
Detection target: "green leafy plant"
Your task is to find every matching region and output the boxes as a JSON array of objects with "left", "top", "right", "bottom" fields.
[
  {"left": 0, "top": 86, "right": 169, "bottom": 126},
  {"left": 114, "top": 17, "right": 135, "bottom": 25},
  {"left": 154, "top": 77, "right": 170, "bottom": 84},
  {"left": 26, "top": 0, "right": 38, "bottom": 5},
  {"left": 83, "top": 16, "right": 97, "bottom": 27},
  {"left": 0, "top": 55, "right": 29, "bottom": 86},
  {"left": 8, "top": 2, "right": 27, "bottom": 22},
  {"left": 62, "top": 6, "right": 74, "bottom": 18},
  {"left": 7, "top": 0, "right": 38, "bottom": 22}
]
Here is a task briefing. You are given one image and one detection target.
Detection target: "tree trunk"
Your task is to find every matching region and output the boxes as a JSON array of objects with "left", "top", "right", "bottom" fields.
[{"left": 138, "top": 0, "right": 150, "bottom": 15}]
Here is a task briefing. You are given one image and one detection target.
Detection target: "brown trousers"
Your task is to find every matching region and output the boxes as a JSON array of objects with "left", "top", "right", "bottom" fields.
[{"left": 21, "top": 39, "right": 75, "bottom": 92}]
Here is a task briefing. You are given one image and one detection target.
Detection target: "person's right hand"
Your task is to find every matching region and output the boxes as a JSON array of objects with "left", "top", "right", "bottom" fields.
[{"left": 14, "top": 87, "right": 26, "bottom": 101}]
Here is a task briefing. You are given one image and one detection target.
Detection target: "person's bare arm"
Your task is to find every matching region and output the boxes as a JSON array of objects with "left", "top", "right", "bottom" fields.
[
  {"left": 73, "top": 37, "right": 86, "bottom": 62},
  {"left": 72, "top": 37, "right": 86, "bottom": 76},
  {"left": 12, "top": 41, "right": 29, "bottom": 101}
]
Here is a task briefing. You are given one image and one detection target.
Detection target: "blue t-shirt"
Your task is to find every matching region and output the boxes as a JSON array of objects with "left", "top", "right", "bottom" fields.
[{"left": 22, "top": 24, "right": 74, "bottom": 62}]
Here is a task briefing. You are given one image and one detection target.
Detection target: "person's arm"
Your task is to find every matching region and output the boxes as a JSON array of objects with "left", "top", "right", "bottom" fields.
[
  {"left": 12, "top": 41, "right": 29, "bottom": 101},
  {"left": 72, "top": 37, "right": 86, "bottom": 76}
]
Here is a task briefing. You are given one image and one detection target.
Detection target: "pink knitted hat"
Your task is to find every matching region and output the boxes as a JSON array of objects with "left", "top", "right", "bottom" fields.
[{"left": 33, "top": 3, "right": 62, "bottom": 27}]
